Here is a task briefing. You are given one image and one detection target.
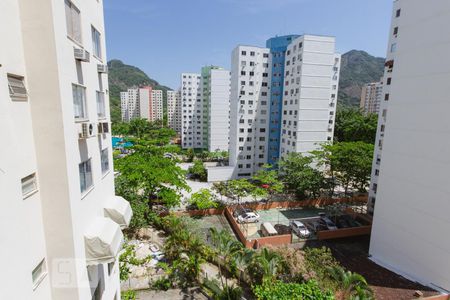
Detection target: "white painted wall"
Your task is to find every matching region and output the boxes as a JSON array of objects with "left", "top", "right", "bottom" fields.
[{"left": 369, "top": 0, "right": 450, "bottom": 292}]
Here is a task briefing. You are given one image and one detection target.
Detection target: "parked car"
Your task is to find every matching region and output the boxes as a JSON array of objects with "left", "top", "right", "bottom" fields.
[
  {"left": 321, "top": 217, "right": 338, "bottom": 230},
  {"left": 237, "top": 212, "right": 260, "bottom": 223},
  {"left": 233, "top": 207, "right": 253, "bottom": 217},
  {"left": 313, "top": 220, "right": 328, "bottom": 232},
  {"left": 337, "top": 218, "right": 350, "bottom": 228},
  {"left": 290, "top": 221, "right": 311, "bottom": 238},
  {"left": 341, "top": 215, "right": 358, "bottom": 227}
]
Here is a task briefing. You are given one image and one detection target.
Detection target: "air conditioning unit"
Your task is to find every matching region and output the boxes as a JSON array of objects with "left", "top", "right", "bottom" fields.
[
  {"left": 97, "top": 64, "right": 108, "bottom": 73},
  {"left": 74, "top": 48, "right": 90, "bottom": 62},
  {"left": 79, "top": 123, "right": 94, "bottom": 139}
]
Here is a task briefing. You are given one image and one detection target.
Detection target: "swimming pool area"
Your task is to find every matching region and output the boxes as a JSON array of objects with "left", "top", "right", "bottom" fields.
[{"left": 112, "top": 137, "right": 133, "bottom": 148}]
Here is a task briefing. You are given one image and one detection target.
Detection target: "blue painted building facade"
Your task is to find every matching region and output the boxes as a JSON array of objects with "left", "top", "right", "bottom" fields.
[{"left": 266, "top": 35, "right": 299, "bottom": 165}]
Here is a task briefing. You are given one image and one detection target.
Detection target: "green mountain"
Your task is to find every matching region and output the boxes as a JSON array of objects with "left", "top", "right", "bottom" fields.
[
  {"left": 107, "top": 59, "right": 172, "bottom": 123},
  {"left": 338, "top": 50, "right": 385, "bottom": 108}
]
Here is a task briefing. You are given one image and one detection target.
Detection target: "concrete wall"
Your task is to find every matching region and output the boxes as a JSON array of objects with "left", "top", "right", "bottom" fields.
[
  {"left": 207, "top": 166, "right": 234, "bottom": 182},
  {"left": 369, "top": 0, "right": 450, "bottom": 292}
]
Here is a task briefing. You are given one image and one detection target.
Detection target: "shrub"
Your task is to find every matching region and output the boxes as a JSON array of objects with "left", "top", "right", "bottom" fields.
[
  {"left": 253, "top": 279, "right": 334, "bottom": 300},
  {"left": 151, "top": 277, "right": 171, "bottom": 291},
  {"left": 304, "top": 247, "right": 340, "bottom": 291},
  {"left": 188, "top": 159, "right": 207, "bottom": 181},
  {"left": 121, "top": 290, "right": 136, "bottom": 300},
  {"left": 189, "top": 188, "right": 220, "bottom": 210}
]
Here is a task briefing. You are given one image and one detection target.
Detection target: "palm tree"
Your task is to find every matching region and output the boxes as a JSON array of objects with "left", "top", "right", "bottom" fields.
[
  {"left": 248, "top": 248, "right": 282, "bottom": 283},
  {"left": 327, "top": 266, "right": 374, "bottom": 300}
]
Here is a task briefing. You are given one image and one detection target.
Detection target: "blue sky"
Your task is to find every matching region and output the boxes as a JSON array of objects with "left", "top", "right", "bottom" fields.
[{"left": 104, "top": 0, "right": 393, "bottom": 89}]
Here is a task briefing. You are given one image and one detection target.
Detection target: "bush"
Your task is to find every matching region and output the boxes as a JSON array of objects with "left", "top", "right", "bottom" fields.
[
  {"left": 253, "top": 279, "right": 334, "bottom": 300},
  {"left": 121, "top": 290, "right": 136, "bottom": 300},
  {"left": 188, "top": 159, "right": 207, "bottom": 181},
  {"left": 304, "top": 247, "right": 340, "bottom": 291},
  {"left": 189, "top": 188, "right": 220, "bottom": 210},
  {"left": 151, "top": 277, "right": 171, "bottom": 291}
]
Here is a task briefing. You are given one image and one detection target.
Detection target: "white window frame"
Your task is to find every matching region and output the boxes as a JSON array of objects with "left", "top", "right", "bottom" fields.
[
  {"left": 72, "top": 84, "right": 87, "bottom": 120},
  {"left": 100, "top": 148, "right": 109, "bottom": 175},
  {"left": 96, "top": 90, "right": 106, "bottom": 119},
  {"left": 91, "top": 26, "right": 102, "bottom": 59},
  {"left": 21, "top": 173, "right": 38, "bottom": 198},
  {"left": 8, "top": 74, "right": 28, "bottom": 101},
  {"left": 79, "top": 159, "right": 93, "bottom": 194},
  {"left": 32, "top": 258, "right": 47, "bottom": 290},
  {"left": 65, "top": 0, "right": 82, "bottom": 44}
]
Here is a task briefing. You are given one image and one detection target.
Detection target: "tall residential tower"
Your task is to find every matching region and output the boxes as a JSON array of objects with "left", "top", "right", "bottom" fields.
[{"left": 369, "top": 0, "right": 450, "bottom": 292}]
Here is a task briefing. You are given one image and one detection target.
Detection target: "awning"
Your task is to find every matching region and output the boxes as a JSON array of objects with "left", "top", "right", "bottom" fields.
[
  {"left": 104, "top": 196, "right": 132, "bottom": 229},
  {"left": 84, "top": 217, "right": 123, "bottom": 266}
]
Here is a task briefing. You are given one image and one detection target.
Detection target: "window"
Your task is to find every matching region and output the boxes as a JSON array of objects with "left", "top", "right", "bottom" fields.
[
  {"left": 91, "top": 26, "right": 102, "bottom": 58},
  {"left": 101, "top": 148, "right": 109, "bottom": 174},
  {"left": 263, "top": 53, "right": 269, "bottom": 58},
  {"left": 241, "top": 50, "right": 246, "bottom": 56},
  {"left": 96, "top": 91, "right": 106, "bottom": 118},
  {"left": 72, "top": 84, "right": 87, "bottom": 119},
  {"left": 250, "top": 51, "right": 255, "bottom": 56},
  {"left": 386, "top": 78, "right": 392, "bottom": 85},
  {"left": 393, "top": 26, "right": 398, "bottom": 36},
  {"left": 65, "top": 0, "right": 81, "bottom": 43},
  {"left": 79, "top": 159, "right": 93, "bottom": 193},
  {"left": 390, "top": 43, "right": 397, "bottom": 53},
  {"left": 384, "top": 94, "right": 390, "bottom": 101},
  {"left": 32, "top": 259, "right": 47, "bottom": 289},
  {"left": 8, "top": 74, "right": 28, "bottom": 100},
  {"left": 21, "top": 173, "right": 38, "bottom": 197},
  {"left": 395, "top": 9, "right": 401, "bottom": 17}
]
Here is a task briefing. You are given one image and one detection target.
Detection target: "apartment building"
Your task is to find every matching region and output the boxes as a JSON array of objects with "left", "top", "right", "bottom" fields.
[
  {"left": 279, "top": 35, "right": 340, "bottom": 159},
  {"left": 0, "top": 0, "right": 131, "bottom": 299},
  {"left": 360, "top": 80, "right": 383, "bottom": 114},
  {"left": 167, "top": 90, "right": 181, "bottom": 134},
  {"left": 151, "top": 89, "right": 164, "bottom": 121},
  {"left": 228, "top": 36, "right": 340, "bottom": 178},
  {"left": 229, "top": 46, "right": 271, "bottom": 177},
  {"left": 202, "top": 66, "right": 231, "bottom": 152},
  {"left": 121, "top": 88, "right": 139, "bottom": 122},
  {"left": 120, "top": 86, "right": 163, "bottom": 122},
  {"left": 369, "top": 0, "right": 450, "bottom": 292},
  {"left": 181, "top": 73, "right": 202, "bottom": 149}
]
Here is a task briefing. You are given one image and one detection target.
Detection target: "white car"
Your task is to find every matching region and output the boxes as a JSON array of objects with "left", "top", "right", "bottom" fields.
[
  {"left": 237, "top": 212, "right": 260, "bottom": 223},
  {"left": 290, "top": 221, "right": 311, "bottom": 238}
]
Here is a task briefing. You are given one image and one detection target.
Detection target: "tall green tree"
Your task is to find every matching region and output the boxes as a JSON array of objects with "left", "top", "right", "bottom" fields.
[
  {"left": 279, "top": 153, "right": 326, "bottom": 199},
  {"left": 252, "top": 164, "right": 284, "bottom": 201},
  {"left": 188, "top": 159, "right": 207, "bottom": 181},
  {"left": 115, "top": 143, "right": 190, "bottom": 227},
  {"left": 313, "top": 142, "right": 374, "bottom": 194},
  {"left": 334, "top": 108, "right": 378, "bottom": 144},
  {"left": 189, "top": 188, "right": 219, "bottom": 210},
  {"left": 227, "top": 179, "right": 255, "bottom": 203},
  {"left": 327, "top": 266, "right": 374, "bottom": 300}
]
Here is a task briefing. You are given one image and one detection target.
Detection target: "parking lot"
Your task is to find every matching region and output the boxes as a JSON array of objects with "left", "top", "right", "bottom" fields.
[{"left": 236, "top": 207, "right": 326, "bottom": 239}]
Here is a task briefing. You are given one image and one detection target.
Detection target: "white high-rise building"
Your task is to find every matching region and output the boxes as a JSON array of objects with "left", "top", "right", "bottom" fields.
[
  {"left": 0, "top": 0, "right": 132, "bottom": 299},
  {"left": 279, "top": 35, "right": 340, "bottom": 159},
  {"left": 360, "top": 80, "right": 383, "bottom": 115},
  {"left": 121, "top": 87, "right": 163, "bottom": 122},
  {"left": 228, "top": 36, "right": 340, "bottom": 178},
  {"left": 202, "top": 66, "right": 231, "bottom": 152},
  {"left": 181, "top": 73, "right": 202, "bottom": 148},
  {"left": 369, "top": 0, "right": 450, "bottom": 292},
  {"left": 121, "top": 88, "right": 139, "bottom": 122},
  {"left": 151, "top": 89, "right": 164, "bottom": 121},
  {"left": 167, "top": 90, "right": 182, "bottom": 134},
  {"left": 229, "top": 46, "right": 271, "bottom": 177}
]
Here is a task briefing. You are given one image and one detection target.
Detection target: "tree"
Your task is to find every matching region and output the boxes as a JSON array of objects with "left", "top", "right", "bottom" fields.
[
  {"left": 189, "top": 188, "right": 219, "bottom": 210},
  {"left": 327, "top": 266, "right": 374, "bottom": 300},
  {"left": 188, "top": 159, "right": 207, "bottom": 181},
  {"left": 227, "top": 179, "right": 255, "bottom": 203},
  {"left": 313, "top": 142, "right": 374, "bottom": 194},
  {"left": 334, "top": 108, "right": 378, "bottom": 144},
  {"left": 248, "top": 248, "right": 284, "bottom": 284},
  {"left": 128, "top": 118, "right": 150, "bottom": 138},
  {"left": 252, "top": 164, "right": 284, "bottom": 201},
  {"left": 279, "top": 153, "right": 326, "bottom": 199},
  {"left": 115, "top": 143, "right": 190, "bottom": 228}
]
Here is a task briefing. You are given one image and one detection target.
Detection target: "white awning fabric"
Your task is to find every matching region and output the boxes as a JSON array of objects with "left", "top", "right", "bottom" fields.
[
  {"left": 104, "top": 196, "right": 133, "bottom": 229},
  {"left": 84, "top": 217, "right": 123, "bottom": 266}
]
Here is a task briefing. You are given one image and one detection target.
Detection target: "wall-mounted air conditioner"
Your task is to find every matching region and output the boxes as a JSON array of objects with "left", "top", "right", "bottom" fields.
[
  {"left": 79, "top": 122, "right": 94, "bottom": 139},
  {"left": 97, "top": 64, "right": 108, "bottom": 73},
  {"left": 74, "top": 48, "right": 90, "bottom": 62}
]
